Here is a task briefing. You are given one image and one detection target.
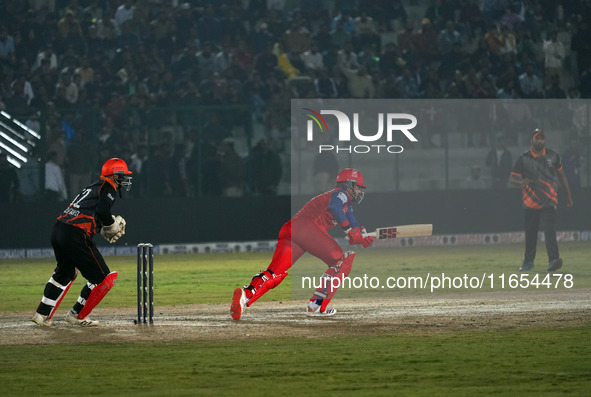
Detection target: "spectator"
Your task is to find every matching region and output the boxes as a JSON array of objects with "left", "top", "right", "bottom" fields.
[
  {"left": 149, "top": 9, "right": 173, "bottom": 47},
  {"left": 114, "top": 0, "right": 134, "bottom": 30},
  {"left": 357, "top": 44, "right": 380, "bottom": 75},
  {"left": 498, "top": 24, "right": 516, "bottom": 55},
  {"left": 459, "top": 0, "right": 486, "bottom": 38},
  {"left": 281, "top": 19, "right": 311, "bottom": 54},
  {"left": 46, "top": 126, "right": 67, "bottom": 170},
  {"left": 341, "top": 65, "right": 375, "bottom": 99},
  {"left": 218, "top": 138, "right": 246, "bottom": 197},
  {"left": 202, "top": 112, "right": 229, "bottom": 145},
  {"left": 0, "top": 152, "right": 20, "bottom": 202},
  {"left": 143, "top": 142, "right": 173, "bottom": 197},
  {"left": 331, "top": 10, "right": 356, "bottom": 35},
  {"left": 75, "top": 56, "right": 94, "bottom": 86},
  {"left": 198, "top": 6, "right": 222, "bottom": 44},
  {"left": 32, "top": 43, "right": 58, "bottom": 71},
  {"left": 274, "top": 43, "right": 300, "bottom": 79},
  {"left": 354, "top": 11, "right": 380, "bottom": 50},
  {"left": 439, "top": 42, "right": 465, "bottom": 81},
  {"left": 543, "top": 30, "right": 565, "bottom": 86},
  {"left": 331, "top": 65, "right": 350, "bottom": 98},
  {"left": 424, "top": 0, "right": 447, "bottom": 31},
  {"left": 561, "top": 139, "right": 581, "bottom": 189},
  {"left": 414, "top": 18, "right": 439, "bottom": 63},
  {"left": 499, "top": 6, "right": 521, "bottom": 32},
  {"left": 25, "top": 111, "right": 41, "bottom": 133},
  {"left": 130, "top": 143, "right": 148, "bottom": 175},
  {"left": 213, "top": 43, "right": 232, "bottom": 74},
  {"left": 56, "top": 73, "right": 79, "bottom": 105},
  {"left": 174, "top": 3, "right": 195, "bottom": 47},
  {"left": 313, "top": 149, "right": 339, "bottom": 193},
  {"left": 461, "top": 165, "right": 487, "bottom": 189},
  {"left": 337, "top": 41, "right": 359, "bottom": 70},
  {"left": 9, "top": 73, "right": 35, "bottom": 107},
  {"left": 83, "top": 1, "right": 103, "bottom": 23},
  {"left": 330, "top": 19, "right": 351, "bottom": 49},
  {"left": 57, "top": 10, "right": 79, "bottom": 37},
  {"left": 396, "top": 67, "right": 420, "bottom": 98},
  {"left": 397, "top": 20, "right": 416, "bottom": 56},
  {"left": 300, "top": 42, "right": 324, "bottom": 71},
  {"left": 314, "top": 68, "right": 338, "bottom": 98},
  {"left": 438, "top": 20, "right": 464, "bottom": 55},
  {"left": 66, "top": 130, "right": 97, "bottom": 196},
  {"left": 196, "top": 42, "right": 217, "bottom": 81},
  {"left": 379, "top": 42, "right": 404, "bottom": 76},
  {"left": 220, "top": 7, "right": 246, "bottom": 43},
  {"left": 312, "top": 23, "right": 332, "bottom": 54},
  {"left": 518, "top": 63, "right": 543, "bottom": 98},
  {"left": 485, "top": 134, "right": 513, "bottom": 189},
  {"left": 247, "top": 138, "right": 282, "bottom": 195},
  {"left": 0, "top": 26, "right": 16, "bottom": 71},
  {"left": 250, "top": 21, "right": 275, "bottom": 55},
  {"left": 265, "top": 8, "right": 285, "bottom": 41},
  {"left": 570, "top": 20, "right": 591, "bottom": 78},
  {"left": 484, "top": 24, "right": 504, "bottom": 55},
  {"left": 169, "top": 143, "right": 189, "bottom": 197},
  {"left": 544, "top": 74, "right": 566, "bottom": 98},
  {"left": 45, "top": 150, "right": 68, "bottom": 201}
]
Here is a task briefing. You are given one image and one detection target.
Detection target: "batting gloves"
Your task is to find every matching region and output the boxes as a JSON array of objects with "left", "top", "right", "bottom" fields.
[
  {"left": 360, "top": 227, "right": 375, "bottom": 248},
  {"left": 346, "top": 227, "right": 364, "bottom": 245}
]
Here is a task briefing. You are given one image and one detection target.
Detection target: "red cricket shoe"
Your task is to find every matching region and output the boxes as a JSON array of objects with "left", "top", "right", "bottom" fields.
[{"left": 230, "top": 288, "right": 247, "bottom": 320}]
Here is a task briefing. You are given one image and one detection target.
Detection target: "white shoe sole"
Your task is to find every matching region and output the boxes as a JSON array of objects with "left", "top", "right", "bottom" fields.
[{"left": 230, "top": 288, "right": 247, "bottom": 320}]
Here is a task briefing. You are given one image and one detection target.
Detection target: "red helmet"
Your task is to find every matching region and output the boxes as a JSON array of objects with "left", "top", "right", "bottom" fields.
[
  {"left": 102, "top": 158, "right": 133, "bottom": 176},
  {"left": 336, "top": 168, "right": 366, "bottom": 203},
  {"left": 101, "top": 158, "right": 133, "bottom": 191},
  {"left": 336, "top": 168, "right": 366, "bottom": 188}
]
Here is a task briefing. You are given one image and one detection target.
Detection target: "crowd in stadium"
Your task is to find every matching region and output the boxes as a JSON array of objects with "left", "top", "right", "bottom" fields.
[{"left": 0, "top": 0, "right": 589, "bottom": 201}]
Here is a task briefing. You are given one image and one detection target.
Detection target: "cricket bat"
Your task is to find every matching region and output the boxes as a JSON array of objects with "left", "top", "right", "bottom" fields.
[{"left": 363, "top": 224, "right": 433, "bottom": 239}]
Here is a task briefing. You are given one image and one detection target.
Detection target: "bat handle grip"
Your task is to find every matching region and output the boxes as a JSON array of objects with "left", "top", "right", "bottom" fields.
[{"left": 346, "top": 232, "right": 376, "bottom": 240}]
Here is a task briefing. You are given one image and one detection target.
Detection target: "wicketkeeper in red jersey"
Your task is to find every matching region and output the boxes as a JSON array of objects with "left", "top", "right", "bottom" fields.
[
  {"left": 510, "top": 129, "right": 573, "bottom": 272},
  {"left": 32, "top": 158, "right": 132, "bottom": 327},
  {"left": 231, "top": 168, "right": 375, "bottom": 320}
]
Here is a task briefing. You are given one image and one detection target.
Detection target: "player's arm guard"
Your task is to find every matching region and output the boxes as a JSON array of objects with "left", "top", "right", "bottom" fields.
[{"left": 100, "top": 215, "right": 125, "bottom": 243}]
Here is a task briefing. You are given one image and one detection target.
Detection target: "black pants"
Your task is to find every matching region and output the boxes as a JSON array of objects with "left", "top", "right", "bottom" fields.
[
  {"left": 37, "top": 221, "right": 111, "bottom": 316},
  {"left": 524, "top": 207, "right": 559, "bottom": 264},
  {"left": 50, "top": 221, "right": 111, "bottom": 284}
]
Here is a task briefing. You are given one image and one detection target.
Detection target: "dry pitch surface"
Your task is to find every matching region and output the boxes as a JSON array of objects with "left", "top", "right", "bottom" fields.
[{"left": 1, "top": 289, "right": 590, "bottom": 346}]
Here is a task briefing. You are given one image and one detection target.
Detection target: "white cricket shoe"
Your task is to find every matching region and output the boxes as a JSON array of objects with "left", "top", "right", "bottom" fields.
[
  {"left": 32, "top": 312, "right": 53, "bottom": 327},
  {"left": 230, "top": 288, "right": 248, "bottom": 320},
  {"left": 64, "top": 310, "right": 99, "bottom": 327},
  {"left": 306, "top": 302, "right": 337, "bottom": 317}
]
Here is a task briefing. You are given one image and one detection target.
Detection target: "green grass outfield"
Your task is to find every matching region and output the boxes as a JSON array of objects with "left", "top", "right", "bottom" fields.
[{"left": 1, "top": 242, "right": 590, "bottom": 396}]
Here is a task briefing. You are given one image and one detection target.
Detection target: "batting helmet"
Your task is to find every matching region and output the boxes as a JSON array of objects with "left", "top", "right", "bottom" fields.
[
  {"left": 336, "top": 168, "right": 366, "bottom": 203},
  {"left": 101, "top": 158, "right": 133, "bottom": 191},
  {"left": 336, "top": 168, "right": 366, "bottom": 188}
]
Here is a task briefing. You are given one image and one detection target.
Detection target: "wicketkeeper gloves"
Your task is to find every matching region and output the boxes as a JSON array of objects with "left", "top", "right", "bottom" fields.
[{"left": 100, "top": 215, "right": 126, "bottom": 243}]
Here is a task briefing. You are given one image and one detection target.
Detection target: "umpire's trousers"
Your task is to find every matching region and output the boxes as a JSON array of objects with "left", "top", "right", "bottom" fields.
[{"left": 523, "top": 207, "right": 559, "bottom": 264}]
